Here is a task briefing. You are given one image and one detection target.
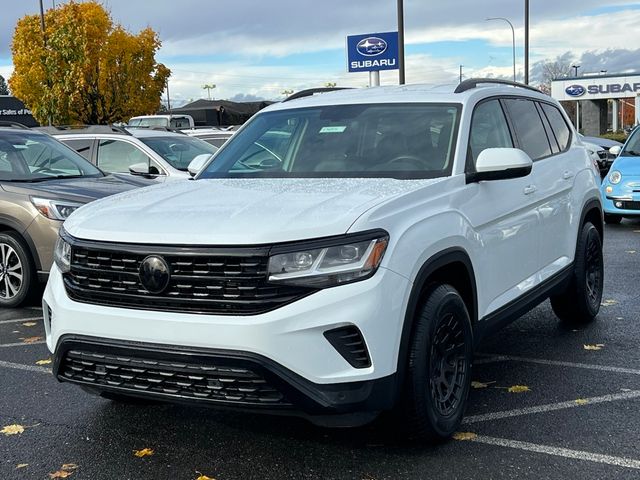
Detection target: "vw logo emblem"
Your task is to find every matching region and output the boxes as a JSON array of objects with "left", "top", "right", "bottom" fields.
[
  {"left": 357, "top": 37, "right": 387, "bottom": 56},
  {"left": 565, "top": 85, "right": 586, "bottom": 97},
  {"left": 139, "top": 255, "right": 170, "bottom": 294}
]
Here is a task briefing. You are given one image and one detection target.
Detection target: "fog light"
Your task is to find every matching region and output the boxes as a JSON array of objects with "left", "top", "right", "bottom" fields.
[
  {"left": 615, "top": 201, "right": 623, "bottom": 208},
  {"left": 606, "top": 186, "right": 613, "bottom": 194}
]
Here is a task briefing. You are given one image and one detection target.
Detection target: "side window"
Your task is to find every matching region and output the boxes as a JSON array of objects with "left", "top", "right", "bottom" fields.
[
  {"left": 541, "top": 103, "right": 571, "bottom": 151},
  {"left": 503, "top": 98, "right": 552, "bottom": 160},
  {"left": 97, "top": 139, "right": 152, "bottom": 173},
  {"left": 536, "top": 103, "right": 559, "bottom": 154},
  {"left": 63, "top": 139, "right": 93, "bottom": 161},
  {"left": 468, "top": 99, "right": 513, "bottom": 167}
]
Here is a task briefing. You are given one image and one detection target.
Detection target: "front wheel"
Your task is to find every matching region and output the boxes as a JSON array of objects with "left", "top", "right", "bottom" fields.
[
  {"left": 0, "top": 232, "right": 35, "bottom": 308},
  {"left": 403, "top": 284, "right": 473, "bottom": 442},
  {"left": 550, "top": 222, "right": 603, "bottom": 324}
]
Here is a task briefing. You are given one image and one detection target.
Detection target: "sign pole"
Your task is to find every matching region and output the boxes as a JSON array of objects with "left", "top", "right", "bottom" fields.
[
  {"left": 397, "top": 0, "right": 405, "bottom": 84},
  {"left": 369, "top": 71, "right": 380, "bottom": 88}
]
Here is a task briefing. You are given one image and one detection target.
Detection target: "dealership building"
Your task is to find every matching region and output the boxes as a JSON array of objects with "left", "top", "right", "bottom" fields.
[{"left": 551, "top": 73, "right": 640, "bottom": 136}]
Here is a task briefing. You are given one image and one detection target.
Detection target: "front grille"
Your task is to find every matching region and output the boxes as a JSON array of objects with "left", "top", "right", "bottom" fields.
[
  {"left": 597, "top": 150, "right": 608, "bottom": 160},
  {"left": 619, "top": 201, "right": 640, "bottom": 210},
  {"left": 63, "top": 245, "right": 314, "bottom": 315},
  {"left": 59, "top": 349, "right": 291, "bottom": 407}
]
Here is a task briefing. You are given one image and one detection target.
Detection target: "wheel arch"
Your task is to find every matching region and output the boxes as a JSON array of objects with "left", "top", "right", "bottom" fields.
[
  {"left": 394, "top": 247, "right": 477, "bottom": 397},
  {"left": 580, "top": 198, "right": 604, "bottom": 242},
  {"left": 0, "top": 219, "right": 42, "bottom": 271}
]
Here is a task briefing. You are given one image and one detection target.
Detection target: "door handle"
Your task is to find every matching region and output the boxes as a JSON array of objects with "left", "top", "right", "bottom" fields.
[
  {"left": 563, "top": 171, "right": 574, "bottom": 180},
  {"left": 523, "top": 185, "right": 537, "bottom": 195}
]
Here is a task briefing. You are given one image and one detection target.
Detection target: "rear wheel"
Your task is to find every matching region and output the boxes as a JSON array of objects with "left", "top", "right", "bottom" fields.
[
  {"left": 550, "top": 222, "right": 603, "bottom": 324},
  {"left": 403, "top": 284, "right": 473, "bottom": 442},
  {"left": 604, "top": 214, "right": 622, "bottom": 225},
  {"left": 0, "top": 232, "right": 35, "bottom": 308}
]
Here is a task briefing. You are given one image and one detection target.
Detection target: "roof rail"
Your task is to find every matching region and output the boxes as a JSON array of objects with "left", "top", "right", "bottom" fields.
[
  {"left": 127, "top": 126, "right": 186, "bottom": 134},
  {"left": 34, "top": 125, "right": 131, "bottom": 135},
  {"left": 455, "top": 78, "right": 542, "bottom": 94},
  {"left": 283, "top": 87, "right": 353, "bottom": 103},
  {"left": 0, "top": 121, "right": 30, "bottom": 130}
]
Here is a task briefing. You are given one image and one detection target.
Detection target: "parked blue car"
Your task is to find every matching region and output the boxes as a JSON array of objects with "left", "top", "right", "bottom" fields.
[{"left": 601, "top": 128, "right": 640, "bottom": 224}]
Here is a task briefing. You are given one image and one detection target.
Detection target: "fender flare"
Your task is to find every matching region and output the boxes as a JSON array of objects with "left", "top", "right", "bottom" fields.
[{"left": 0, "top": 217, "right": 42, "bottom": 271}]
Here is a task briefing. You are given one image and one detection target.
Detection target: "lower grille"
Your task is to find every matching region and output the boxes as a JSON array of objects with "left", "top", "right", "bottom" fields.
[
  {"left": 59, "top": 349, "right": 291, "bottom": 407},
  {"left": 619, "top": 201, "right": 640, "bottom": 210},
  {"left": 324, "top": 326, "right": 371, "bottom": 368}
]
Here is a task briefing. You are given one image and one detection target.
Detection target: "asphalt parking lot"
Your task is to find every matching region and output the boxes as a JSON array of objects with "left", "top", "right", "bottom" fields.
[{"left": 1, "top": 221, "right": 640, "bottom": 480}]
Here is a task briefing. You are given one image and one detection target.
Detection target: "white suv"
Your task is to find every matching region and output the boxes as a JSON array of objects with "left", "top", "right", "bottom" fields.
[{"left": 43, "top": 80, "right": 603, "bottom": 440}]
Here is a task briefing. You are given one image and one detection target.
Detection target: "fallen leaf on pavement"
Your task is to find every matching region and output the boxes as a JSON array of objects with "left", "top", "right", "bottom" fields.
[
  {"left": 36, "top": 359, "right": 52, "bottom": 365},
  {"left": 61, "top": 464, "right": 78, "bottom": 471},
  {"left": 49, "top": 470, "right": 72, "bottom": 479},
  {"left": 471, "top": 381, "right": 495, "bottom": 389},
  {"left": 21, "top": 336, "right": 43, "bottom": 344},
  {"left": 584, "top": 344, "right": 604, "bottom": 351},
  {"left": 452, "top": 432, "right": 477, "bottom": 441},
  {"left": 16, "top": 464, "right": 28, "bottom": 469},
  {"left": 575, "top": 399, "right": 589, "bottom": 405},
  {"left": 1, "top": 424, "right": 25, "bottom": 435},
  {"left": 507, "top": 385, "right": 531, "bottom": 393},
  {"left": 626, "top": 250, "right": 636, "bottom": 254},
  {"left": 134, "top": 448, "right": 154, "bottom": 458},
  {"left": 601, "top": 299, "right": 618, "bottom": 307},
  {"left": 196, "top": 473, "right": 215, "bottom": 480},
  {"left": 22, "top": 322, "right": 37, "bottom": 327}
]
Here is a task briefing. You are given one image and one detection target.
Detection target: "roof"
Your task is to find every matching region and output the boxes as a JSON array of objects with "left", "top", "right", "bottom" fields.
[{"left": 265, "top": 82, "right": 552, "bottom": 113}]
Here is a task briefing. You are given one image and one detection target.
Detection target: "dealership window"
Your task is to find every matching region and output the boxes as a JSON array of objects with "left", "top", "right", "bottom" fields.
[
  {"left": 504, "top": 98, "right": 552, "bottom": 160},
  {"left": 540, "top": 103, "right": 571, "bottom": 151}
]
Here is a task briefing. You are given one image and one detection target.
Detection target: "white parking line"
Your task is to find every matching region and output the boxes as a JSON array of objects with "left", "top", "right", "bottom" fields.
[
  {"left": 470, "top": 435, "right": 640, "bottom": 470},
  {"left": 464, "top": 390, "right": 640, "bottom": 424},
  {"left": 0, "top": 316, "right": 44, "bottom": 325},
  {"left": 475, "top": 353, "right": 640, "bottom": 376},
  {"left": 0, "top": 360, "right": 51, "bottom": 374},
  {"left": 0, "top": 341, "right": 46, "bottom": 348}
]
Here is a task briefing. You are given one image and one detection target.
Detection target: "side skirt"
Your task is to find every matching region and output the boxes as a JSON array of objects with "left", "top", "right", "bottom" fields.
[{"left": 474, "top": 264, "right": 574, "bottom": 345}]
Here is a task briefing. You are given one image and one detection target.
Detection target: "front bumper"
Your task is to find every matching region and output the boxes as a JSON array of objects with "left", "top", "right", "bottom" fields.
[
  {"left": 602, "top": 194, "right": 640, "bottom": 216},
  {"left": 44, "top": 263, "right": 410, "bottom": 414}
]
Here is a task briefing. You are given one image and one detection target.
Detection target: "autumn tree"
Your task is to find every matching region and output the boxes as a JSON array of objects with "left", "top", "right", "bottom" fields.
[
  {"left": 0, "top": 75, "right": 8, "bottom": 95},
  {"left": 9, "top": 1, "right": 170, "bottom": 125}
]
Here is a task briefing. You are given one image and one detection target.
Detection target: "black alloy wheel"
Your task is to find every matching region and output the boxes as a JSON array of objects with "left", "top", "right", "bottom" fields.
[{"left": 403, "top": 284, "right": 473, "bottom": 441}]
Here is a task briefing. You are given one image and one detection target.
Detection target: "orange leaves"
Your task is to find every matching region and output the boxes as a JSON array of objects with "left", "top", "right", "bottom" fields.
[
  {"left": 507, "top": 385, "right": 531, "bottom": 393},
  {"left": 452, "top": 432, "right": 478, "bottom": 441},
  {"left": 1, "top": 424, "right": 25, "bottom": 435},
  {"left": 584, "top": 344, "right": 605, "bottom": 351},
  {"left": 49, "top": 464, "right": 78, "bottom": 479},
  {"left": 36, "top": 359, "right": 53, "bottom": 365},
  {"left": 133, "top": 448, "right": 154, "bottom": 458},
  {"left": 21, "top": 336, "right": 43, "bottom": 344}
]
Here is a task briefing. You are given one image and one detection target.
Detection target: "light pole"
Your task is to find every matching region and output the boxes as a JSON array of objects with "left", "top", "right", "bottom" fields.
[
  {"left": 202, "top": 83, "right": 216, "bottom": 100},
  {"left": 486, "top": 17, "right": 516, "bottom": 82},
  {"left": 524, "top": 0, "right": 529, "bottom": 84},
  {"left": 572, "top": 65, "right": 580, "bottom": 77},
  {"left": 397, "top": 0, "right": 405, "bottom": 84}
]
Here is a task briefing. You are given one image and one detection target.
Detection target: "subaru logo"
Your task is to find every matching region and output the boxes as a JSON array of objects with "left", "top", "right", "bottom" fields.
[
  {"left": 356, "top": 37, "right": 387, "bottom": 56},
  {"left": 565, "top": 85, "right": 586, "bottom": 97},
  {"left": 139, "top": 255, "right": 170, "bottom": 294}
]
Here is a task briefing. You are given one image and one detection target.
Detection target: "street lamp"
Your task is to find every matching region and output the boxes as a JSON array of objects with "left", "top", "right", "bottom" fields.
[
  {"left": 486, "top": 17, "right": 516, "bottom": 82},
  {"left": 202, "top": 83, "right": 216, "bottom": 100},
  {"left": 572, "top": 65, "right": 580, "bottom": 77}
]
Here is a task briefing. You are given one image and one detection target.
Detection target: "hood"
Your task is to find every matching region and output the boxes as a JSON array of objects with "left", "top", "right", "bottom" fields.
[
  {"left": 610, "top": 155, "right": 640, "bottom": 176},
  {"left": 582, "top": 136, "right": 622, "bottom": 149},
  {"left": 1, "top": 175, "right": 147, "bottom": 203},
  {"left": 64, "top": 177, "right": 438, "bottom": 244}
]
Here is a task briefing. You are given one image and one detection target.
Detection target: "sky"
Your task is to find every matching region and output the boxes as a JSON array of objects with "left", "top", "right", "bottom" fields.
[{"left": 1, "top": 1, "right": 640, "bottom": 106}]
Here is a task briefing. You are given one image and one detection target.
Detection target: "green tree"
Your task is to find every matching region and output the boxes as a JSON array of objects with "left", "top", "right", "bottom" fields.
[
  {"left": 9, "top": 1, "right": 170, "bottom": 124},
  {"left": 0, "top": 75, "right": 9, "bottom": 95}
]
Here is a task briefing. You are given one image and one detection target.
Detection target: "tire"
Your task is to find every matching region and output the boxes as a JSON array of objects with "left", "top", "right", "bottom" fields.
[
  {"left": 604, "top": 214, "right": 622, "bottom": 225},
  {"left": 403, "top": 284, "right": 473, "bottom": 442},
  {"left": 0, "top": 232, "right": 35, "bottom": 308},
  {"left": 550, "top": 222, "right": 603, "bottom": 324}
]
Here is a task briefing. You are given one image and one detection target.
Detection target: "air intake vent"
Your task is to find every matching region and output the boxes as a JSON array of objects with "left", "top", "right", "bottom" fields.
[{"left": 324, "top": 326, "right": 371, "bottom": 369}]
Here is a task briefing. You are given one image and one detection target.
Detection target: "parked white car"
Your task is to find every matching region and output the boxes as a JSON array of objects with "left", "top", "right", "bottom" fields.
[
  {"left": 128, "top": 114, "right": 195, "bottom": 129},
  {"left": 45, "top": 80, "right": 603, "bottom": 440},
  {"left": 183, "top": 127, "right": 237, "bottom": 148},
  {"left": 50, "top": 126, "right": 217, "bottom": 181}
]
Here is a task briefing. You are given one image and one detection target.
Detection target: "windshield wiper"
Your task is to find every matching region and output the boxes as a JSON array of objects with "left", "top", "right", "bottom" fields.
[{"left": 27, "top": 174, "right": 88, "bottom": 182}]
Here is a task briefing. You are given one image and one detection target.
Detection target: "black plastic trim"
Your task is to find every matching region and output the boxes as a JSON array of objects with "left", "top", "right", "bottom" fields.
[
  {"left": 455, "top": 78, "right": 542, "bottom": 94},
  {"left": 465, "top": 165, "right": 532, "bottom": 184},
  {"left": 53, "top": 335, "right": 396, "bottom": 416}
]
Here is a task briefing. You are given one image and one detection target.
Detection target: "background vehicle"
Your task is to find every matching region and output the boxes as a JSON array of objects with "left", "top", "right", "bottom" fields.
[
  {"left": 45, "top": 80, "right": 603, "bottom": 441},
  {"left": 579, "top": 134, "right": 622, "bottom": 175},
  {"left": 128, "top": 114, "right": 195, "bottom": 129},
  {"left": 183, "top": 127, "right": 237, "bottom": 148},
  {"left": 601, "top": 129, "right": 640, "bottom": 223},
  {"left": 43, "top": 126, "right": 217, "bottom": 181},
  {"left": 0, "top": 126, "right": 147, "bottom": 307}
]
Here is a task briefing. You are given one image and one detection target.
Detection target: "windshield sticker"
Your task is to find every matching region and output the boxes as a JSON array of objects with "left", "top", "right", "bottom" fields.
[{"left": 319, "top": 126, "right": 347, "bottom": 133}]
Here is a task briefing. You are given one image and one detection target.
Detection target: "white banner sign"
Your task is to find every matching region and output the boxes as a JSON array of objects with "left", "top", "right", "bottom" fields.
[{"left": 551, "top": 74, "right": 640, "bottom": 101}]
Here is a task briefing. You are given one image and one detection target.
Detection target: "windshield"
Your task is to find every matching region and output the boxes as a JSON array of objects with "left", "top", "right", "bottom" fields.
[
  {"left": 129, "top": 117, "right": 168, "bottom": 127},
  {"left": 139, "top": 135, "right": 218, "bottom": 170},
  {"left": 622, "top": 129, "right": 640, "bottom": 156},
  {"left": 0, "top": 132, "right": 103, "bottom": 182},
  {"left": 198, "top": 103, "right": 461, "bottom": 179}
]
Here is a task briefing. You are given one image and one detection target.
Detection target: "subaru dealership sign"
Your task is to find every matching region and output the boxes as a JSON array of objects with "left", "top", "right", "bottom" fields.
[
  {"left": 552, "top": 74, "right": 640, "bottom": 101},
  {"left": 346, "top": 32, "right": 399, "bottom": 73}
]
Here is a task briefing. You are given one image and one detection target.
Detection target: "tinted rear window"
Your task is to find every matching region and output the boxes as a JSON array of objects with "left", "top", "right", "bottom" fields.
[{"left": 504, "top": 98, "right": 552, "bottom": 160}]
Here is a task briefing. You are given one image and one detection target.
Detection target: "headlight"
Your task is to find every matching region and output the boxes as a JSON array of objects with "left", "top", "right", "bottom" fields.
[
  {"left": 609, "top": 171, "right": 622, "bottom": 184},
  {"left": 31, "top": 197, "right": 83, "bottom": 220},
  {"left": 54, "top": 235, "right": 71, "bottom": 273},
  {"left": 268, "top": 231, "right": 389, "bottom": 288}
]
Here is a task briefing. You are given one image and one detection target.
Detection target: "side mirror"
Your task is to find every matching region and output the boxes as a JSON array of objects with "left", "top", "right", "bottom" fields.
[
  {"left": 129, "top": 162, "right": 150, "bottom": 176},
  {"left": 188, "top": 154, "right": 211, "bottom": 177},
  {"left": 609, "top": 145, "right": 622, "bottom": 157},
  {"left": 467, "top": 148, "right": 533, "bottom": 183}
]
